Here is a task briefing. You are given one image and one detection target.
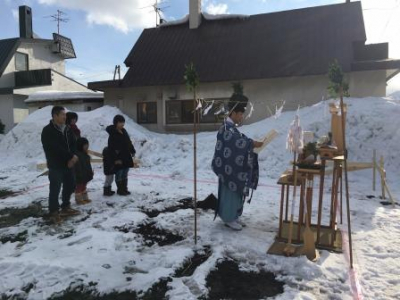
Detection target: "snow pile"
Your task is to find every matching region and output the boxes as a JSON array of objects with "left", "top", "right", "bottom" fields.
[
  {"left": 388, "top": 90, "right": 400, "bottom": 100},
  {"left": 0, "top": 134, "right": 4, "bottom": 143},
  {"left": 25, "top": 91, "right": 104, "bottom": 103},
  {"left": 0, "top": 97, "right": 399, "bottom": 300},
  {"left": 0, "top": 106, "right": 152, "bottom": 167},
  {"left": 160, "top": 12, "right": 248, "bottom": 28},
  {"left": 1, "top": 97, "right": 400, "bottom": 182},
  {"left": 203, "top": 12, "right": 249, "bottom": 20}
]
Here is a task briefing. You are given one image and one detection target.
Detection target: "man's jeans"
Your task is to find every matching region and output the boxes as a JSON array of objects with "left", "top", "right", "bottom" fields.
[
  {"left": 48, "top": 168, "right": 76, "bottom": 213},
  {"left": 115, "top": 168, "right": 129, "bottom": 182}
]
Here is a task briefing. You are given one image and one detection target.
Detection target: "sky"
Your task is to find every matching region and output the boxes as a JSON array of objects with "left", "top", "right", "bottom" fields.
[{"left": 1, "top": 0, "right": 400, "bottom": 94}]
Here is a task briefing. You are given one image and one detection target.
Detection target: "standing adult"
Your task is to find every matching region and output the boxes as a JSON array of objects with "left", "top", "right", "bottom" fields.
[
  {"left": 41, "top": 106, "right": 80, "bottom": 223},
  {"left": 66, "top": 111, "right": 81, "bottom": 140},
  {"left": 211, "top": 90, "right": 262, "bottom": 231},
  {"left": 106, "top": 115, "right": 136, "bottom": 196}
]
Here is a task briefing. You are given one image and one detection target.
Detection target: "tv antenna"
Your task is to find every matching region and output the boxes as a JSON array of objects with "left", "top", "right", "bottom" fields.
[
  {"left": 140, "top": 0, "right": 170, "bottom": 26},
  {"left": 44, "top": 10, "right": 69, "bottom": 34}
]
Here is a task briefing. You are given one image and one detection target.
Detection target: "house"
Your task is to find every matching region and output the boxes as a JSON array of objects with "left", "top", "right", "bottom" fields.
[
  {"left": 0, "top": 6, "right": 99, "bottom": 133},
  {"left": 25, "top": 90, "right": 104, "bottom": 113},
  {"left": 89, "top": 0, "right": 400, "bottom": 133}
]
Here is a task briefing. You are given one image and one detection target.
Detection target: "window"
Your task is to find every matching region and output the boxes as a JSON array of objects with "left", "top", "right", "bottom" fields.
[
  {"left": 137, "top": 102, "right": 157, "bottom": 124},
  {"left": 166, "top": 101, "right": 181, "bottom": 124},
  {"left": 15, "top": 52, "right": 29, "bottom": 71},
  {"left": 181, "top": 100, "right": 195, "bottom": 123},
  {"left": 166, "top": 100, "right": 223, "bottom": 124}
]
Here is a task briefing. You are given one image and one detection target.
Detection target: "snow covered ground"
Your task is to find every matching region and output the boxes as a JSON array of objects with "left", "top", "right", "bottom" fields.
[{"left": 0, "top": 97, "right": 399, "bottom": 299}]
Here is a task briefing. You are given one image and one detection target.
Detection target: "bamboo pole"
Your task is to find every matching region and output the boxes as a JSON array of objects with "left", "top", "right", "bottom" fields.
[
  {"left": 373, "top": 150, "right": 376, "bottom": 191},
  {"left": 283, "top": 153, "right": 297, "bottom": 256},
  {"left": 339, "top": 87, "right": 354, "bottom": 269},
  {"left": 380, "top": 156, "right": 385, "bottom": 199},
  {"left": 193, "top": 92, "right": 198, "bottom": 245}
]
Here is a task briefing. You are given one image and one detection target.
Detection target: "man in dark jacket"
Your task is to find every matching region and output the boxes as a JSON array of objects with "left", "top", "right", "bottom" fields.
[
  {"left": 106, "top": 115, "right": 136, "bottom": 195},
  {"left": 41, "top": 106, "right": 80, "bottom": 223}
]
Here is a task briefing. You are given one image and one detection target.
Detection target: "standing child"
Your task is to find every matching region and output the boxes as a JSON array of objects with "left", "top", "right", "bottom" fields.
[
  {"left": 106, "top": 115, "right": 136, "bottom": 196},
  {"left": 74, "top": 137, "right": 94, "bottom": 204},
  {"left": 102, "top": 146, "right": 116, "bottom": 196}
]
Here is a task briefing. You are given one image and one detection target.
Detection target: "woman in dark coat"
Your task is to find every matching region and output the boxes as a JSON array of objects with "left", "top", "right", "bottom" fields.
[
  {"left": 106, "top": 115, "right": 136, "bottom": 195},
  {"left": 66, "top": 112, "right": 81, "bottom": 140}
]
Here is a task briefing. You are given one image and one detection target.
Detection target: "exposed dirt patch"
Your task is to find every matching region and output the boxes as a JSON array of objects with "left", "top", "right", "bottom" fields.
[
  {"left": 141, "top": 195, "right": 217, "bottom": 218},
  {"left": 197, "top": 194, "right": 217, "bottom": 211},
  {"left": 174, "top": 246, "right": 212, "bottom": 278},
  {"left": 47, "top": 277, "right": 172, "bottom": 300},
  {"left": 0, "top": 230, "right": 28, "bottom": 244},
  {"left": 0, "top": 189, "right": 17, "bottom": 199},
  {"left": 380, "top": 201, "right": 398, "bottom": 206},
  {"left": 141, "top": 197, "right": 193, "bottom": 218},
  {"left": 0, "top": 203, "right": 44, "bottom": 228},
  {"left": 204, "top": 259, "right": 284, "bottom": 300},
  {"left": 115, "top": 221, "right": 184, "bottom": 247}
]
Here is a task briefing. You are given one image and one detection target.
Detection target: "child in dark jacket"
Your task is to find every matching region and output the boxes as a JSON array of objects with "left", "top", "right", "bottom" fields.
[
  {"left": 102, "top": 146, "right": 116, "bottom": 196},
  {"left": 74, "top": 137, "right": 94, "bottom": 204}
]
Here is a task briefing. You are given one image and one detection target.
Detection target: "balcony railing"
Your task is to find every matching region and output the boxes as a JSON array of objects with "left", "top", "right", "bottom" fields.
[{"left": 15, "top": 69, "right": 52, "bottom": 88}]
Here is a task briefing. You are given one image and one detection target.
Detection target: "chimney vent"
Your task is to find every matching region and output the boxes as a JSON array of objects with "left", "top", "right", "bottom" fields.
[
  {"left": 189, "top": 0, "right": 202, "bottom": 29},
  {"left": 19, "top": 6, "right": 33, "bottom": 39}
]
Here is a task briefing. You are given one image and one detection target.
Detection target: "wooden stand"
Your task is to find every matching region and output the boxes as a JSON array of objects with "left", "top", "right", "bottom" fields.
[{"left": 271, "top": 157, "right": 344, "bottom": 253}]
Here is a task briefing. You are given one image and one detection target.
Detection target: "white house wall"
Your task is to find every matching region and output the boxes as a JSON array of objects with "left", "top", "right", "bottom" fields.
[
  {"left": 0, "top": 95, "right": 15, "bottom": 133},
  {"left": 102, "top": 70, "right": 387, "bottom": 133},
  {"left": 17, "top": 41, "right": 65, "bottom": 74},
  {"left": 28, "top": 102, "right": 103, "bottom": 114},
  {"left": 348, "top": 70, "right": 387, "bottom": 97},
  {"left": 0, "top": 41, "right": 65, "bottom": 89},
  {"left": 15, "top": 71, "right": 90, "bottom": 96}
]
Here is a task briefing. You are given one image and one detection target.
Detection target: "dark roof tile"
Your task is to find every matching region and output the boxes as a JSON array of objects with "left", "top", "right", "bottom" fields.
[{"left": 122, "top": 2, "right": 366, "bottom": 87}]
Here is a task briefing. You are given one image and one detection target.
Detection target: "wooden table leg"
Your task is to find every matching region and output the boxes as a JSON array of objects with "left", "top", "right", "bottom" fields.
[
  {"left": 330, "top": 162, "right": 337, "bottom": 228},
  {"left": 316, "top": 159, "right": 326, "bottom": 245},
  {"left": 331, "top": 164, "right": 341, "bottom": 247},
  {"left": 340, "top": 166, "right": 343, "bottom": 224},
  {"left": 278, "top": 185, "right": 285, "bottom": 239},
  {"left": 297, "top": 177, "right": 305, "bottom": 242},
  {"left": 285, "top": 185, "right": 289, "bottom": 221},
  {"left": 307, "top": 175, "right": 313, "bottom": 226}
]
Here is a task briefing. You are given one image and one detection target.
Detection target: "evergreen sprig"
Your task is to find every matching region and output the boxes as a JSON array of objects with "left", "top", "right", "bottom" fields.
[
  {"left": 0, "top": 119, "right": 5, "bottom": 134},
  {"left": 184, "top": 62, "right": 199, "bottom": 92},
  {"left": 328, "top": 59, "right": 350, "bottom": 98}
]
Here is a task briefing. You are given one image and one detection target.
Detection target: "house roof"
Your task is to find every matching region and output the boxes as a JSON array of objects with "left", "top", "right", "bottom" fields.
[
  {"left": 0, "top": 38, "right": 20, "bottom": 76},
  {"left": 25, "top": 90, "right": 103, "bottom": 103},
  {"left": 120, "top": 2, "right": 369, "bottom": 87},
  {"left": 0, "top": 37, "right": 75, "bottom": 77}
]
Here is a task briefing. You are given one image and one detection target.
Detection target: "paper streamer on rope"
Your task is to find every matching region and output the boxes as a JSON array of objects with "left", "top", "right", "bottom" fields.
[
  {"left": 196, "top": 99, "right": 203, "bottom": 111},
  {"left": 203, "top": 100, "right": 214, "bottom": 115},
  {"left": 245, "top": 102, "right": 254, "bottom": 120},
  {"left": 274, "top": 101, "right": 285, "bottom": 119},
  {"left": 286, "top": 113, "right": 304, "bottom": 154},
  {"left": 214, "top": 103, "right": 226, "bottom": 115}
]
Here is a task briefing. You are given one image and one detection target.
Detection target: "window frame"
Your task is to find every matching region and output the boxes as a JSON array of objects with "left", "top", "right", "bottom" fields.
[
  {"left": 15, "top": 52, "right": 29, "bottom": 71},
  {"left": 137, "top": 101, "right": 158, "bottom": 124}
]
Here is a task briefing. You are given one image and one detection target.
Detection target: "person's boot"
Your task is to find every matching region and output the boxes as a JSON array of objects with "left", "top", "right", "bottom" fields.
[
  {"left": 117, "top": 181, "right": 128, "bottom": 196},
  {"left": 75, "top": 193, "right": 86, "bottom": 205},
  {"left": 60, "top": 206, "right": 81, "bottom": 217},
  {"left": 123, "top": 178, "right": 131, "bottom": 195},
  {"left": 103, "top": 186, "right": 115, "bottom": 196},
  {"left": 48, "top": 211, "right": 62, "bottom": 224},
  {"left": 82, "top": 191, "right": 92, "bottom": 204}
]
